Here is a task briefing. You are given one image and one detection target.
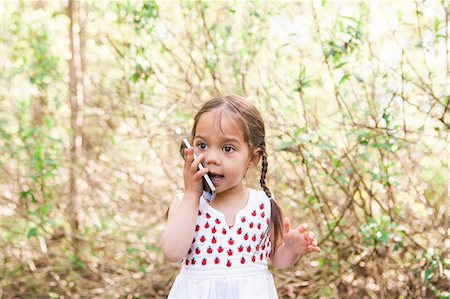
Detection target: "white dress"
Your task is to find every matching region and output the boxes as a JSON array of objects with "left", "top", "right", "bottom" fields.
[{"left": 168, "top": 188, "right": 279, "bottom": 299}]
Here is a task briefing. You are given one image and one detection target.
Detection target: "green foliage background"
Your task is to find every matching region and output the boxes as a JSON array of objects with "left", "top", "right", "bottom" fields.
[{"left": 0, "top": 0, "right": 449, "bottom": 298}]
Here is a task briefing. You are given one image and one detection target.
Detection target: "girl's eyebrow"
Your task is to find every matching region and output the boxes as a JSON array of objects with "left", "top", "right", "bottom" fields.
[
  {"left": 222, "top": 137, "right": 241, "bottom": 144},
  {"left": 195, "top": 135, "right": 241, "bottom": 144}
]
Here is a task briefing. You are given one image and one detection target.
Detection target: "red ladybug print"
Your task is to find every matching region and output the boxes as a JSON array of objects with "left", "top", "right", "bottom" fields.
[
  {"left": 222, "top": 228, "right": 227, "bottom": 235},
  {"left": 260, "top": 253, "right": 264, "bottom": 260},
  {"left": 252, "top": 255, "right": 256, "bottom": 262},
  {"left": 262, "top": 244, "right": 266, "bottom": 251},
  {"left": 227, "top": 249, "right": 233, "bottom": 256},
  {"left": 195, "top": 247, "right": 201, "bottom": 254},
  {"left": 246, "top": 245, "right": 251, "bottom": 253},
  {"left": 185, "top": 259, "right": 190, "bottom": 266},
  {"left": 198, "top": 211, "right": 202, "bottom": 216},
  {"left": 241, "top": 216, "right": 246, "bottom": 223},
  {"left": 215, "top": 218, "right": 221, "bottom": 224},
  {"left": 261, "top": 212, "right": 266, "bottom": 218},
  {"left": 244, "top": 233, "right": 249, "bottom": 240},
  {"left": 255, "top": 244, "right": 260, "bottom": 251},
  {"left": 206, "top": 213, "right": 211, "bottom": 219},
  {"left": 192, "top": 238, "right": 195, "bottom": 244},
  {"left": 257, "top": 223, "right": 261, "bottom": 229},
  {"left": 212, "top": 236, "right": 217, "bottom": 244},
  {"left": 191, "top": 258, "right": 196, "bottom": 265},
  {"left": 195, "top": 225, "right": 200, "bottom": 232},
  {"left": 200, "top": 235, "right": 206, "bottom": 242},
  {"left": 252, "top": 210, "right": 257, "bottom": 217},
  {"left": 204, "top": 222, "right": 210, "bottom": 229},
  {"left": 249, "top": 222, "right": 254, "bottom": 228},
  {"left": 237, "top": 227, "right": 242, "bottom": 235},
  {"left": 188, "top": 248, "right": 192, "bottom": 255},
  {"left": 238, "top": 245, "right": 244, "bottom": 252},
  {"left": 241, "top": 257, "right": 246, "bottom": 264},
  {"left": 260, "top": 203, "right": 264, "bottom": 210},
  {"left": 212, "top": 226, "right": 217, "bottom": 234},
  {"left": 207, "top": 247, "right": 213, "bottom": 254},
  {"left": 226, "top": 260, "right": 232, "bottom": 267},
  {"left": 215, "top": 257, "right": 220, "bottom": 264},
  {"left": 228, "top": 238, "right": 234, "bottom": 245},
  {"left": 252, "top": 234, "right": 257, "bottom": 242},
  {"left": 202, "top": 258, "right": 207, "bottom": 266},
  {"left": 218, "top": 246, "right": 224, "bottom": 253}
]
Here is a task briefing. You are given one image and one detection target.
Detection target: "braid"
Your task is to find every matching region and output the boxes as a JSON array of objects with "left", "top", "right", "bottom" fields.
[
  {"left": 260, "top": 145, "right": 272, "bottom": 199},
  {"left": 259, "top": 143, "right": 283, "bottom": 255}
]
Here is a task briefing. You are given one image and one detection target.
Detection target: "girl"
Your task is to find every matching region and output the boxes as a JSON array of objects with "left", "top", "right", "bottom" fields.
[{"left": 161, "top": 95, "right": 321, "bottom": 298}]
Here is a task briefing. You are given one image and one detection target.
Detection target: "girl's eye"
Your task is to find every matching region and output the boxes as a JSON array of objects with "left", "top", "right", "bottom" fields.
[
  {"left": 223, "top": 146, "right": 235, "bottom": 153},
  {"left": 198, "top": 143, "right": 207, "bottom": 150}
]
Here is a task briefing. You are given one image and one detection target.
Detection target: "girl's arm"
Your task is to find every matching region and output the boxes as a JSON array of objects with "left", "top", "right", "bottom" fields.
[
  {"left": 161, "top": 147, "right": 208, "bottom": 262},
  {"left": 271, "top": 217, "right": 321, "bottom": 269},
  {"left": 161, "top": 193, "right": 200, "bottom": 262}
]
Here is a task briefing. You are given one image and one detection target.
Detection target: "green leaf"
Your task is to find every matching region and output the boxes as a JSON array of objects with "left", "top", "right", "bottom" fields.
[
  {"left": 317, "top": 142, "right": 335, "bottom": 150},
  {"left": 371, "top": 142, "right": 393, "bottom": 153},
  {"left": 139, "top": 264, "right": 148, "bottom": 274},
  {"left": 339, "top": 74, "right": 350, "bottom": 85},
  {"left": 40, "top": 204, "right": 52, "bottom": 216},
  {"left": 293, "top": 126, "right": 307, "bottom": 136},
  {"left": 69, "top": 254, "right": 86, "bottom": 270},
  {"left": 336, "top": 175, "right": 349, "bottom": 185},
  {"left": 334, "top": 61, "right": 347, "bottom": 69},
  {"left": 145, "top": 244, "right": 160, "bottom": 251},
  {"left": 308, "top": 196, "right": 317, "bottom": 205},
  {"left": 380, "top": 231, "right": 388, "bottom": 245},
  {"left": 434, "top": 17, "right": 439, "bottom": 32},
  {"left": 131, "top": 73, "right": 139, "bottom": 83},
  {"left": 278, "top": 141, "right": 295, "bottom": 150},
  {"left": 127, "top": 247, "right": 138, "bottom": 254},
  {"left": 332, "top": 156, "right": 341, "bottom": 168},
  {"left": 27, "top": 227, "right": 37, "bottom": 238},
  {"left": 424, "top": 269, "right": 433, "bottom": 281}
]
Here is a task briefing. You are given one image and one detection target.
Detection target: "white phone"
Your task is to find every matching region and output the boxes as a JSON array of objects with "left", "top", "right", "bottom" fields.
[{"left": 180, "top": 138, "right": 217, "bottom": 202}]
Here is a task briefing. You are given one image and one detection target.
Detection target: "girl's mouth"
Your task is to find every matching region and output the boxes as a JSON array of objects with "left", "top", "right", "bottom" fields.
[{"left": 209, "top": 173, "right": 224, "bottom": 186}]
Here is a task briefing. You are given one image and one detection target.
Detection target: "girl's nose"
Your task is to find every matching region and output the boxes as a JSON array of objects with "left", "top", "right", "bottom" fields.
[{"left": 204, "top": 149, "right": 221, "bottom": 166}]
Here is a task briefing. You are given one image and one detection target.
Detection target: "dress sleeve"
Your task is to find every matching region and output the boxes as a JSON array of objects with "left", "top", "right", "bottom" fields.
[{"left": 175, "top": 193, "right": 184, "bottom": 202}]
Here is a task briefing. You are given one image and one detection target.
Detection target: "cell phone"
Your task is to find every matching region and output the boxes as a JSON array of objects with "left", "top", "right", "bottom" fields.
[{"left": 180, "top": 138, "right": 217, "bottom": 202}]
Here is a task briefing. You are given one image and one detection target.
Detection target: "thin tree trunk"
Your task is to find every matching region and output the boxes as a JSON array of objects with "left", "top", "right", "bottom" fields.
[{"left": 67, "top": 0, "right": 85, "bottom": 258}]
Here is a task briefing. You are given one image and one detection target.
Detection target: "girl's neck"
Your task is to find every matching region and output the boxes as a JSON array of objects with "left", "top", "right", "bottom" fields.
[{"left": 211, "top": 183, "right": 248, "bottom": 209}]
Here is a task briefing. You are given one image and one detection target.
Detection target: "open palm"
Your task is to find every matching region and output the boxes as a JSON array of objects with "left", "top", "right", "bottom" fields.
[{"left": 282, "top": 217, "right": 321, "bottom": 255}]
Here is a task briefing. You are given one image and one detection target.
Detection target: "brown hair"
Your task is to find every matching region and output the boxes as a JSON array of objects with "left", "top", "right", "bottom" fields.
[{"left": 191, "top": 95, "right": 284, "bottom": 252}]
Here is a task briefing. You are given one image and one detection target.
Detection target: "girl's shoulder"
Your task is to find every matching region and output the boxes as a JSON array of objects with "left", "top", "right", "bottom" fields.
[
  {"left": 173, "top": 188, "right": 272, "bottom": 205},
  {"left": 248, "top": 187, "right": 272, "bottom": 202}
]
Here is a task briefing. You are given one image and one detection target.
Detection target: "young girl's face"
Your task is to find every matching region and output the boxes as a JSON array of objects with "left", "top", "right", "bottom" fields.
[{"left": 193, "top": 109, "right": 257, "bottom": 194}]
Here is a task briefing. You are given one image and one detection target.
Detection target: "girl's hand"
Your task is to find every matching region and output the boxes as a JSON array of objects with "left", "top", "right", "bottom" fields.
[
  {"left": 183, "top": 147, "right": 209, "bottom": 199},
  {"left": 282, "top": 217, "right": 321, "bottom": 255}
]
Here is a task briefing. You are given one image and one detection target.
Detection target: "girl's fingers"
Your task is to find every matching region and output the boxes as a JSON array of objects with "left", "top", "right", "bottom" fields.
[
  {"left": 184, "top": 148, "right": 194, "bottom": 164},
  {"left": 307, "top": 245, "right": 321, "bottom": 253},
  {"left": 189, "top": 153, "right": 206, "bottom": 174},
  {"left": 283, "top": 217, "right": 291, "bottom": 234},
  {"left": 297, "top": 223, "right": 308, "bottom": 233},
  {"left": 302, "top": 231, "right": 314, "bottom": 242},
  {"left": 193, "top": 167, "right": 209, "bottom": 180}
]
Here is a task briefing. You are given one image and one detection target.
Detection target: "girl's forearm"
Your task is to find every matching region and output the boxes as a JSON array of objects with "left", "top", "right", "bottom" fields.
[
  {"left": 271, "top": 242, "right": 300, "bottom": 269},
  {"left": 161, "top": 195, "right": 199, "bottom": 262}
]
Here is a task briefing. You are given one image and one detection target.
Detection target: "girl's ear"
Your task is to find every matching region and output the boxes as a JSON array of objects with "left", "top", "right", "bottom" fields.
[{"left": 248, "top": 147, "right": 261, "bottom": 168}]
